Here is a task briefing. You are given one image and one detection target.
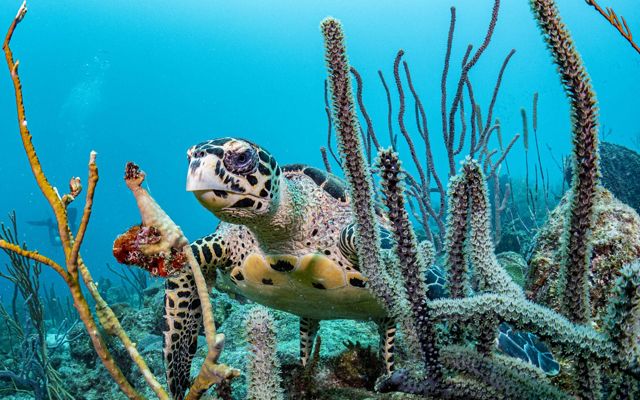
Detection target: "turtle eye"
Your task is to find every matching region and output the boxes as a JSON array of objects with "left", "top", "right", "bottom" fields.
[{"left": 224, "top": 147, "right": 258, "bottom": 175}]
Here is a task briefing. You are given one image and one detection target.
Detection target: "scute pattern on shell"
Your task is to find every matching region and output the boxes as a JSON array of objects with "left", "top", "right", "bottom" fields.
[{"left": 281, "top": 164, "right": 349, "bottom": 203}]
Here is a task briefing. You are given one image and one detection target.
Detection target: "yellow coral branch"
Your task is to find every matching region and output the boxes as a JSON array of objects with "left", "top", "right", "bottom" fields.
[
  {"left": 64, "top": 271, "right": 145, "bottom": 400},
  {"left": 585, "top": 0, "right": 640, "bottom": 54},
  {"left": 69, "top": 151, "right": 98, "bottom": 274},
  {"left": 2, "top": 1, "right": 74, "bottom": 258},
  {"left": 0, "top": 239, "right": 69, "bottom": 282},
  {"left": 2, "top": 3, "right": 159, "bottom": 399}
]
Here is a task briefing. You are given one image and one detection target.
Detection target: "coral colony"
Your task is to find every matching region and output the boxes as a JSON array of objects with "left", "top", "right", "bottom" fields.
[{"left": 0, "top": 0, "right": 638, "bottom": 399}]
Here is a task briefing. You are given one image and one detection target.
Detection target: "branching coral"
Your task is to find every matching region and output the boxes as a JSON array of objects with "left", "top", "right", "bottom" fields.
[
  {"left": 1, "top": 5, "right": 153, "bottom": 398},
  {"left": 532, "top": 0, "right": 600, "bottom": 327},
  {"left": 585, "top": 0, "right": 640, "bottom": 55},
  {"left": 0, "top": 212, "right": 73, "bottom": 400},
  {"left": 376, "top": 156, "right": 638, "bottom": 397},
  {"left": 464, "top": 160, "right": 522, "bottom": 298},
  {"left": 322, "top": 0, "right": 521, "bottom": 252},
  {"left": 531, "top": 0, "right": 604, "bottom": 396},
  {"left": 0, "top": 3, "right": 237, "bottom": 400}
]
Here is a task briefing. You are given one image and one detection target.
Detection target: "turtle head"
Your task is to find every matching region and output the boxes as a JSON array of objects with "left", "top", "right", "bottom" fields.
[{"left": 186, "top": 138, "right": 282, "bottom": 221}]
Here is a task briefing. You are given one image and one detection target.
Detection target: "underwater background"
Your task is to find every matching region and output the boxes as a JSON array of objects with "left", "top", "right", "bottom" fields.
[{"left": 0, "top": 0, "right": 639, "bottom": 399}]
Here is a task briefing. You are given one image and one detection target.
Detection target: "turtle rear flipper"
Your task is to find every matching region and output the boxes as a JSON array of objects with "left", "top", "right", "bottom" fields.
[
  {"left": 164, "top": 270, "right": 202, "bottom": 400},
  {"left": 497, "top": 322, "right": 560, "bottom": 376}
]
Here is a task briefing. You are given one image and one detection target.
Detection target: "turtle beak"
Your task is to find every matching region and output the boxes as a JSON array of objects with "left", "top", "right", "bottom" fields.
[
  {"left": 186, "top": 153, "right": 239, "bottom": 212},
  {"left": 186, "top": 154, "right": 226, "bottom": 192}
]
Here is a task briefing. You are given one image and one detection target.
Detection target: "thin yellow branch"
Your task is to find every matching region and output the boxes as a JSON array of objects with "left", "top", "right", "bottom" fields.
[
  {"left": 69, "top": 151, "right": 98, "bottom": 273},
  {"left": 585, "top": 0, "right": 640, "bottom": 54},
  {"left": 0, "top": 239, "right": 69, "bottom": 282},
  {"left": 66, "top": 271, "right": 145, "bottom": 400},
  {"left": 2, "top": 1, "right": 73, "bottom": 257}
]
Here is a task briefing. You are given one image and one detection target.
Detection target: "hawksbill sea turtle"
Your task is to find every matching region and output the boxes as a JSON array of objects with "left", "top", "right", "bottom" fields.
[{"left": 114, "top": 137, "right": 557, "bottom": 400}]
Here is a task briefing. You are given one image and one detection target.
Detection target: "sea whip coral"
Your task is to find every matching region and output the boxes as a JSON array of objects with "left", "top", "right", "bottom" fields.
[
  {"left": 444, "top": 173, "right": 470, "bottom": 300},
  {"left": 531, "top": 0, "right": 602, "bottom": 396},
  {"left": 531, "top": 0, "right": 600, "bottom": 325},
  {"left": 320, "top": 17, "right": 396, "bottom": 313},
  {"left": 377, "top": 148, "right": 441, "bottom": 382}
]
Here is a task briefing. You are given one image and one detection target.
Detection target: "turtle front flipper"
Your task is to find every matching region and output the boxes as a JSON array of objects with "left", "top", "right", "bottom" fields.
[
  {"left": 300, "top": 317, "right": 320, "bottom": 367},
  {"left": 164, "top": 270, "right": 201, "bottom": 400},
  {"left": 378, "top": 317, "right": 396, "bottom": 375},
  {"left": 164, "top": 233, "right": 228, "bottom": 400}
]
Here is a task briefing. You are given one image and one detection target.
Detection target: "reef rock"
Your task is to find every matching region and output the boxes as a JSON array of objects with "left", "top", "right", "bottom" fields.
[
  {"left": 527, "top": 187, "right": 640, "bottom": 325},
  {"left": 600, "top": 142, "right": 640, "bottom": 214}
]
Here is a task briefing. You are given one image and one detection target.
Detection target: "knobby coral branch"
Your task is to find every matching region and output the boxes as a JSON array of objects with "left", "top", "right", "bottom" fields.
[
  {"left": 585, "top": 0, "right": 640, "bottom": 54},
  {"left": 429, "top": 294, "right": 621, "bottom": 364},
  {"left": 321, "top": 17, "right": 396, "bottom": 312},
  {"left": 528, "top": 23, "right": 603, "bottom": 396},
  {"left": 531, "top": 0, "right": 600, "bottom": 325},
  {"left": 444, "top": 173, "right": 470, "bottom": 300},
  {"left": 463, "top": 160, "right": 522, "bottom": 297},
  {"left": 0, "top": 240, "right": 69, "bottom": 282},
  {"left": 244, "top": 307, "right": 284, "bottom": 400},
  {"left": 377, "top": 148, "right": 442, "bottom": 382},
  {"left": 69, "top": 151, "right": 98, "bottom": 275}
]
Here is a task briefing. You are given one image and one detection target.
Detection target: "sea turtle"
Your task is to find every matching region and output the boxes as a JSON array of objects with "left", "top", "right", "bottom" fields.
[
  {"left": 156, "top": 137, "right": 449, "bottom": 398},
  {"left": 123, "top": 137, "right": 555, "bottom": 399}
]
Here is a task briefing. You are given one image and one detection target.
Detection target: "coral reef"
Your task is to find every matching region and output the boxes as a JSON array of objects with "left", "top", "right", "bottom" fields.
[
  {"left": 321, "top": 1, "right": 638, "bottom": 398},
  {"left": 527, "top": 188, "right": 640, "bottom": 325},
  {"left": 1, "top": 0, "right": 639, "bottom": 399}
]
